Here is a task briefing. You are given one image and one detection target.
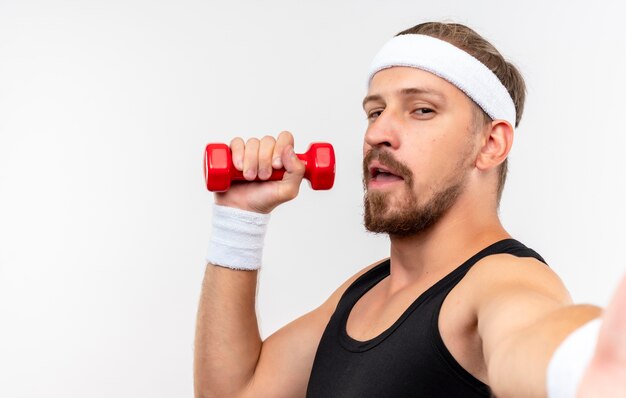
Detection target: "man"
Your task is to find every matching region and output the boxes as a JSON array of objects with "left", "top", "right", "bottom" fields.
[{"left": 194, "top": 22, "right": 626, "bottom": 397}]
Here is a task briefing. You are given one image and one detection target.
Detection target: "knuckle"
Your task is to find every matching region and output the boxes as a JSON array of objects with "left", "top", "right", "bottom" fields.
[
  {"left": 279, "top": 130, "right": 293, "bottom": 140},
  {"left": 260, "top": 137, "right": 276, "bottom": 157},
  {"left": 261, "top": 135, "right": 275, "bottom": 144},
  {"left": 230, "top": 138, "right": 244, "bottom": 155},
  {"left": 246, "top": 137, "right": 260, "bottom": 146}
]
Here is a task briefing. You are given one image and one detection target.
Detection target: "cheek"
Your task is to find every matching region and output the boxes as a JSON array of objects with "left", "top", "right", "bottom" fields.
[{"left": 409, "top": 137, "right": 461, "bottom": 188}]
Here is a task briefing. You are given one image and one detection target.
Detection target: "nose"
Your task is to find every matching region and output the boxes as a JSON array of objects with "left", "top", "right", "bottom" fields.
[{"left": 364, "top": 108, "right": 400, "bottom": 149}]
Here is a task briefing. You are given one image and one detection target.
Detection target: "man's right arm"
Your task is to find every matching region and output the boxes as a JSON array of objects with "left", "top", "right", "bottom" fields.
[
  {"left": 193, "top": 133, "right": 372, "bottom": 397},
  {"left": 194, "top": 264, "right": 262, "bottom": 398},
  {"left": 194, "top": 260, "right": 376, "bottom": 398}
]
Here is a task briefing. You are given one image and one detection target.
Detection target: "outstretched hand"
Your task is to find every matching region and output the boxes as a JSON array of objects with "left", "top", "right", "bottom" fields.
[{"left": 577, "top": 274, "right": 626, "bottom": 397}]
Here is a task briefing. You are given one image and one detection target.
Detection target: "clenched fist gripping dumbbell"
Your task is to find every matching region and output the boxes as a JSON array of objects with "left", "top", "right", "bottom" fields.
[
  {"left": 203, "top": 139, "right": 335, "bottom": 271},
  {"left": 203, "top": 142, "right": 336, "bottom": 192}
]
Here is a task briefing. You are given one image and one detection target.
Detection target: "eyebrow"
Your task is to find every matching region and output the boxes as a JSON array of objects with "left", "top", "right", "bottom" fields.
[{"left": 362, "top": 87, "right": 446, "bottom": 109}]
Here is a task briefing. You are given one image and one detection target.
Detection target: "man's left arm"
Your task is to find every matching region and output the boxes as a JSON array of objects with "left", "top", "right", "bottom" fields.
[{"left": 473, "top": 254, "right": 613, "bottom": 397}]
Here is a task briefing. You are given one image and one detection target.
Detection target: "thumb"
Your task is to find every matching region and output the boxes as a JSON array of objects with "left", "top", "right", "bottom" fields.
[
  {"left": 281, "top": 145, "right": 306, "bottom": 184},
  {"left": 273, "top": 145, "right": 305, "bottom": 202}
]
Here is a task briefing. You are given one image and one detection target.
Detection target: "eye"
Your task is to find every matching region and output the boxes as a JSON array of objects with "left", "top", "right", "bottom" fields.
[
  {"left": 413, "top": 108, "right": 434, "bottom": 115},
  {"left": 366, "top": 109, "right": 383, "bottom": 121}
]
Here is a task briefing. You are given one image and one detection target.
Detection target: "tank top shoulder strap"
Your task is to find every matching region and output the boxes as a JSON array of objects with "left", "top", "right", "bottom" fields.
[
  {"left": 485, "top": 238, "right": 546, "bottom": 264},
  {"left": 334, "top": 259, "right": 391, "bottom": 315},
  {"left": 344, "top": 238, "right": 545, "bottom": 294},
  {"left": 445, "top": 238, "right": 547, "bottom": 282},
  {"left": 335, "top": 239, "right": 546, "bottom": 319}
]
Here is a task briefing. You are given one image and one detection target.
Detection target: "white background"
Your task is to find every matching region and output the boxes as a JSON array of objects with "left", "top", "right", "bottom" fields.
[{"left": 1, "top": 0, "right": 625, "bottom": 396}]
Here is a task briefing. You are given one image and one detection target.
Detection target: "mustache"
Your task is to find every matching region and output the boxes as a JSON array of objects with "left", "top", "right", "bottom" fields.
[{"left": 362, "top": 147, "right": 414, "bottom": 186}]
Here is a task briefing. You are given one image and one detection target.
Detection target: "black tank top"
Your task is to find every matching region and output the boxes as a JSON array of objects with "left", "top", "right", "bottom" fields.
[{"left": 306, "top": 239, "right": 545, "bottom": 398}]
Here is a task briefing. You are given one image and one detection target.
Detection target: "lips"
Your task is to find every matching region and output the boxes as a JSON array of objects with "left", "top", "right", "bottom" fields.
[{"left": 368, "top": 162, "right": 404, "bottom": 183}]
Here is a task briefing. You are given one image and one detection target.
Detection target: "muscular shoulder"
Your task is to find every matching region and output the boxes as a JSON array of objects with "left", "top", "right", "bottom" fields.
[
  {"left": 455, "top": 253, "right": 574, "bottom": 356},
  {"left": 462, "top": 253, "right": 572, "bottom": 310}
]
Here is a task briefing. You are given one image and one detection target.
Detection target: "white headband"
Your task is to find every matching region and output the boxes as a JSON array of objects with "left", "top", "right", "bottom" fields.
[{"left": 367, "top": 34, "right": 516, "bottom": 127}]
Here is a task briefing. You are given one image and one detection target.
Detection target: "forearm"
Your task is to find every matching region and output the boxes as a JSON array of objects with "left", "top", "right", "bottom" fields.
[
  {"left": 194, "top": 264, "right": 262, "bottom": 398},
  {"left": 488, "top": 304, "right": 602, "bottom": 398},
  {"left": 194, "top": 134, "right": 306, "bottom": 397}
]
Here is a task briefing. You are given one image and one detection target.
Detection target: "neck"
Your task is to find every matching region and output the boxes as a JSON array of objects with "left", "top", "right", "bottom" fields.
[{"left": 386, "top": 193, "right": 510, "bottom": 289}]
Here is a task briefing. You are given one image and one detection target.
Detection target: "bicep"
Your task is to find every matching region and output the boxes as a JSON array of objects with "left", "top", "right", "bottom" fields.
[
  {"left": 244, "top": 306, "right": 333, "bottom": 398},
  {"left": 473, "top": 255, "right": 573, "bottom": 368},
  {"left": 472, "top": 256, "right": 577, "bottom": 396},
  {"left": 480, "top": 291, "right": 600, "bottom": 397},
  {"left": 242, "top": 260, "right": 384, "bottom": 398},
  {"left": 479, "top": 287, "right": 569, "bottom": 365}
]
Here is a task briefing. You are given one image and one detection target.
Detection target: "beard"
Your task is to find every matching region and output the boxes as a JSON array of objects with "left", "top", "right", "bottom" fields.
[{"left": 363, "top": 148, "right": 467, "bottom": 237}]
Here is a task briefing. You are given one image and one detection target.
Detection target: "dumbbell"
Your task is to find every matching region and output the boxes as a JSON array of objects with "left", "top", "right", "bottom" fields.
[{"left": 204, "top": 142, "right": 335, "bottom": 192}]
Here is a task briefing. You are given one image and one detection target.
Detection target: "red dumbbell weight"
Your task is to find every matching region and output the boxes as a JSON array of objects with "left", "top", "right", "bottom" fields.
[{"left": 204, "top": 142, "right": 335, "bottom": 192}]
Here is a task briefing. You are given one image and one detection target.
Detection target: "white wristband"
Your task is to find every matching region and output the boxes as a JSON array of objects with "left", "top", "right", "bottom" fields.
[
  {"left": 206, "top": 204, "right": 270, "bottom": 271},
  {"left": 547, "top": 318, "right": 602, "bottom": 398}
]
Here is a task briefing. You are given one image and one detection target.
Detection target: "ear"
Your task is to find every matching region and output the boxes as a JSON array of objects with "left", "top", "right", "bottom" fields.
[{"left": 475, "top": 120, "right": 514, "bottom": 171}]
